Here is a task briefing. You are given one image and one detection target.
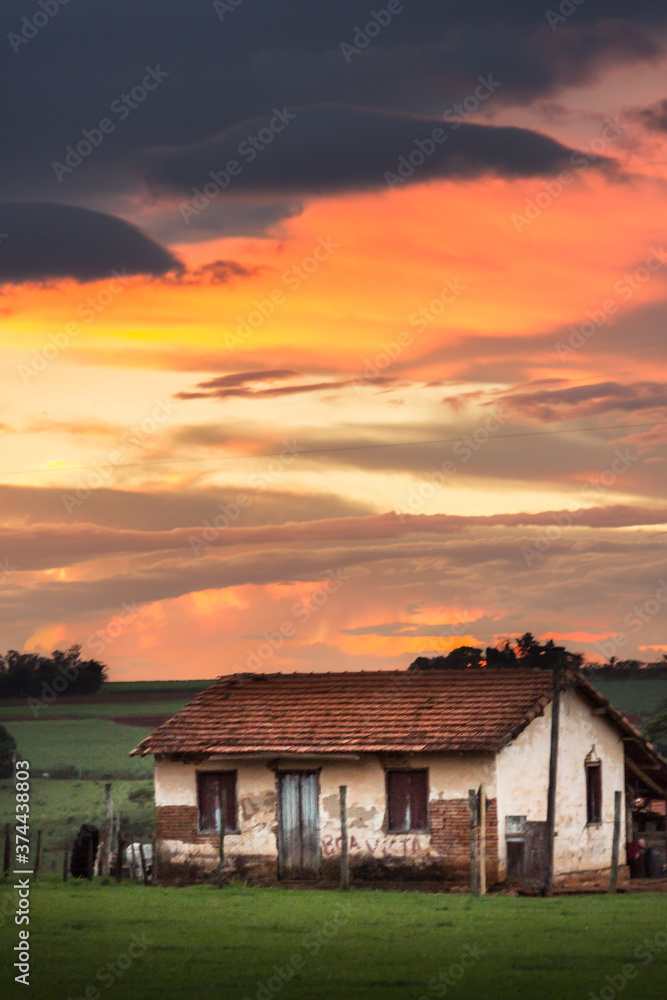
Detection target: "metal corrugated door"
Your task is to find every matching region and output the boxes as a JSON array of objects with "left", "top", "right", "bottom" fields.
[{"left": 278, "top": 771, "right": 320, "bottom": 878}]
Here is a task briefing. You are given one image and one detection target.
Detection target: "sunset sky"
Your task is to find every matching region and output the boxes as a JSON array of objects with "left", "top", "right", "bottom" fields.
[{"left": 2, "top": 1, "right": 667, "bottom": 678}]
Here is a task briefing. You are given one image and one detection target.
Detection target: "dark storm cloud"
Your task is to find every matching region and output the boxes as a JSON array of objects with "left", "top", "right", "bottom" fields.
[
  {"left": 0, "top": 2, "right": 662, "bottom": 213},
  {"left": 141, "top": 104, "right": 609, "bottom": 198},
  {"left": 0, "top": 203, "right": 179, "bottom": 284}
]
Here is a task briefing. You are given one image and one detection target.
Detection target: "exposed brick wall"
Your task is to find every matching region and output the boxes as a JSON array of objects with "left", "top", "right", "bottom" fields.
[
  {"left": 430, "top": 797, "right": 498, "bottom": 883},
  {"left": 155, "top": 801, "right": 500, "bottom": 885},
  {"left": 155, "top": 805, "right": 226, "bottom": 845}
]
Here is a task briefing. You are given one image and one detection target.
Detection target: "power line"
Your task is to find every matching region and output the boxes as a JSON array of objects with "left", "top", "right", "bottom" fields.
[{"left": 0, "top": 419, "right": 664, "bottom": 479}]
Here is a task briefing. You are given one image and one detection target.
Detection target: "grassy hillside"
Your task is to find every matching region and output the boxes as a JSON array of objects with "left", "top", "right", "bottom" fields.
[
  {"left": 592, "top": 678, "right": 667, "bottom": 721},
  {"left": 5, "top": 719, "right": 154, "bottom": 778}
]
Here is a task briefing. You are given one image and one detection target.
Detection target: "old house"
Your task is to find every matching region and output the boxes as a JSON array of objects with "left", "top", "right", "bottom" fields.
[{"left": 130, "top": 668, "right": 667, "bottom": 886}]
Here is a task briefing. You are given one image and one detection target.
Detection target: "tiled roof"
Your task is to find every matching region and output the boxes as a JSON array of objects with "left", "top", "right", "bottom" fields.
[{"left": 130, "top": 668, "right": 558, "bottom": 756}]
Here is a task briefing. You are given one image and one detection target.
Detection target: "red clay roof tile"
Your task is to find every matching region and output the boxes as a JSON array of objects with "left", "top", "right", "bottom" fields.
[{"left": 130, "top": 668, "right": 558, "bottom": 756}]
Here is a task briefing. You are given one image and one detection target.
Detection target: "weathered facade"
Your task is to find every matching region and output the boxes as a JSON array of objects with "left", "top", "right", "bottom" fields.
[{"left": 131, "top": 669, "right": 667, "bottom": 886}]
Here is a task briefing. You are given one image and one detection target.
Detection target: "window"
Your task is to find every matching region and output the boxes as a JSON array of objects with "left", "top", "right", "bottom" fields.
[
  {"left": 585, "top": 762, "right": 602, "bottom": 824},
  {"left": 386, "top": 769, "right": 428, "bottom": 832},
  {"left": 197, "top": 771, "right": 238, "bottom": 833}
]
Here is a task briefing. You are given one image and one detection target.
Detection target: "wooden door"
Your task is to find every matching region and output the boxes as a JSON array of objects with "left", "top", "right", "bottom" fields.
[{"left": 278, "top": 771, "right": 320, "bottom": 878}]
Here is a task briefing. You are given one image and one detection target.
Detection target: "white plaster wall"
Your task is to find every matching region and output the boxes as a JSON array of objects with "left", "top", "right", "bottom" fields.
[
  {"left": 155, "top": 756, "right": 197, "bottom": 806},
  {"left": 155, "top": 756, "right": 278, "bottom": 858},
  {"left": 495, "top": 690, "right": 626, "bottom": 876},
  {"left": 318, "top": 753, "right": 495, "bottom": 862},
  {"left": 155, "top": 751, "right": 496, "bottom": 864}
]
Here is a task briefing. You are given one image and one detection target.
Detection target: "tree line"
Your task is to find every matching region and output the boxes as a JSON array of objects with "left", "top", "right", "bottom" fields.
[
  {"left": 409, "top": 632, "right": 667, "bottom": 677},
  {"left": 0, "top": 645, "right": 107, "bottom": 698}
]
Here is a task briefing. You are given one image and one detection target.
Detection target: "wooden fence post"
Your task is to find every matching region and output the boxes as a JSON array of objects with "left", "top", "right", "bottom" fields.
[
  {"left": 468, "top": 788, "right": 479, "bottom": 895},
  {"left": 340, "top": 785, "right": 350, "bottom": 890},
  {"left": 129, "top": 843, "right": 138, "bottom": 881},
  {"left": 609, "top": 790, "right": 622, "bottom": 894},
  {"left": 478, "top": 785, "right": 487, "bottom": 896},
  {"left": 138, "top": 843, "right": 149, "bottom": 886},
  {"left": 218, "top": 790, "right": 227, "bottom": 888},
  {"left": 87, "top": 835, "right": 94, "bottom": 880},
  {"left": 115, "top": 832, "right": 124, "bottom": 883},
  {"left": 101, "top": 783, "right": 113, "bottom": 880}
]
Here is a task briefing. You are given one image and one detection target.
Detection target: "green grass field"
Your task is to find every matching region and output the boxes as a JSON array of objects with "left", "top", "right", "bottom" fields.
[
  {"left": 0, "top": 881, "right": 665, "bottom": 1000},
  {"left": 3, "top": 720, "right": 154, "bottom": 779}
]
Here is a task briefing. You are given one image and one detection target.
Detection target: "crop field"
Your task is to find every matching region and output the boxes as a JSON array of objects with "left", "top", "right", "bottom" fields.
[{"left": 0, "top": 881, "right": 665, "bottom": 1000}]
